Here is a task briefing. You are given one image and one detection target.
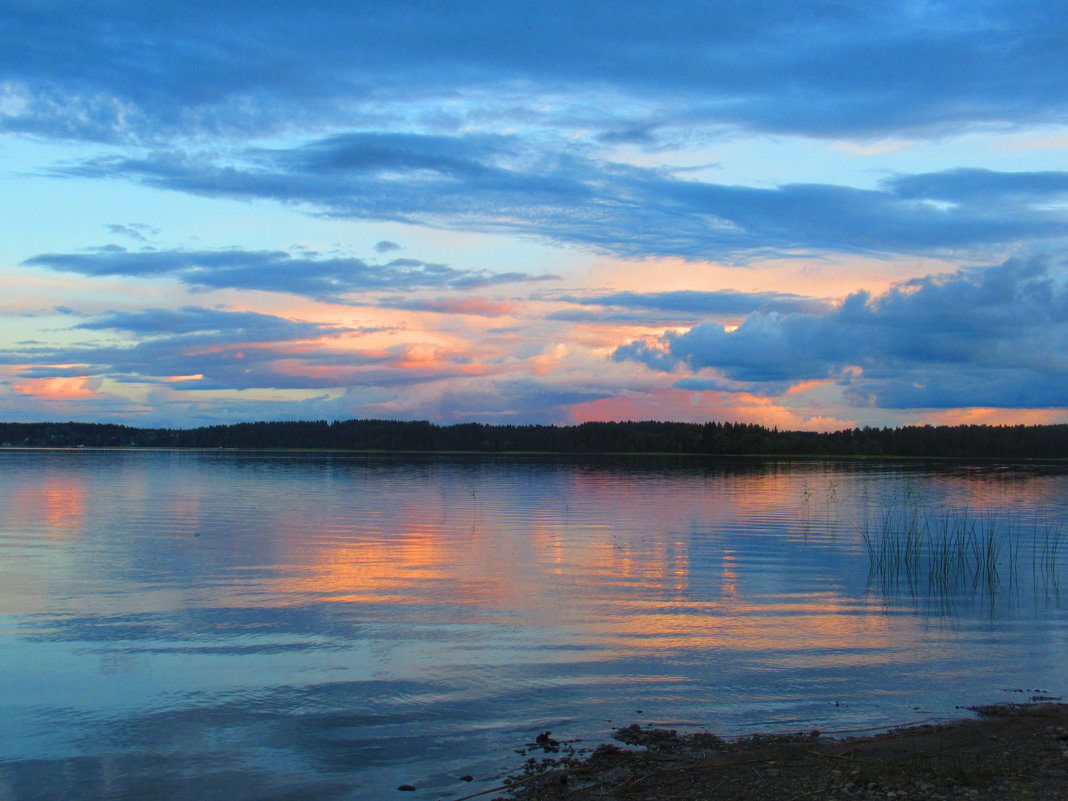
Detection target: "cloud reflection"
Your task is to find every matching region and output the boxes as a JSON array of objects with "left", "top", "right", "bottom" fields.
[{"left": 3, "top": 453, "right": 1066, "bottom": 799}]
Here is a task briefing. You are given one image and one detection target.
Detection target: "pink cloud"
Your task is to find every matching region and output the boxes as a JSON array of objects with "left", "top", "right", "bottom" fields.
[
  {"left": 570, "top": 388, "right": 856, "bottom": 432},
  {"left": 408, "top": 298, "right": 517, "bottom": 316},
  {"left": 921, "top": 408, "right": 1068, "bottom": 426},
  {"left": 14, "top": 376, "right": 100, "bottom": 400}
]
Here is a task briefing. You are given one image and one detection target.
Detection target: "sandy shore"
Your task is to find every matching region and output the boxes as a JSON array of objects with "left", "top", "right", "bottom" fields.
[{"left": 492, "top": 703, "right": 1068, "bottom": 800}]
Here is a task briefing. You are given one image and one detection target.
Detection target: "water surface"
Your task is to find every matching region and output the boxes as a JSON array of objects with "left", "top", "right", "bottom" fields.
[{"left": 1, "top": 450, "right": 1066, "bottom": 800}]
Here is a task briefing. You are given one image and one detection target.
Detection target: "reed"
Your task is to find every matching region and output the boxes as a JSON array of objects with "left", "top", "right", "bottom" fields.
[
  {"left": 1033, "top": 524, "right": 1063, "bottom": 590},
  {"left": 862, "top": 505, "right": 1061, "bottom": 600}
]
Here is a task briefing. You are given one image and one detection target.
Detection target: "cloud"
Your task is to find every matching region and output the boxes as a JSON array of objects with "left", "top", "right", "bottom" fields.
[
  {"left": 566, "top": 386, "right": 858, "bottom": 430},
  {"left": 14, "top": 376, "right": 101, "bottom": 400},
  {"left": 22, "top": 246, "right": 557, "bottom": 301},
  {"left": 53, "top": 139, "right": 1068, "bottom": 262},
  {"left": 3, "top": 1, "right": 1068, "bottom": 142},
  {"left": 558, "top": 290, "right": 822, "bottom": 317},
  {"left": 614, "top": 254, "right": 1068, "bottom": 408},
  {"left": 597, "top": 127, "right": 659, "bottom": 146},
  {"left": 674, "top": 377, "right": 761, "bottom": 394},
  {"left": 0, "top": 304, "right": 622, "bottom": 423},
  {"left": 0, "top": 306, "right": 417, "bottom": 392},
  {"left": 847, "top": 367, "right": 1068, "bottom": 409},
  {"left": 886, "top": 169, "right": 1068, "bottom": 204},
  {"left": 545, "top": 308, "right": 689, "bottom": 325},
  {"left": 545, "top": 289, "right": 828, "bottom": 326},
  {"left": 75, "top": 306, "right": 354, "bottom": 339},
  {"left": 7, "top": 2, "right": 1068, "bottom": 428},
  {"left": 104, "top": 223, "right": 160, "bottom": 243},
  {"left": 381, "top": 297, "right": 517, "bottom": 317},
  {"left": 415, "top": 379, "right": 611, "bottom": 423}
]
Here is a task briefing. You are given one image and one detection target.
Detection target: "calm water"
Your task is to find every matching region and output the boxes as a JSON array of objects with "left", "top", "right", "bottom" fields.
[{"left": 1, "top": 450, "right": 1067, "bottom": 800}]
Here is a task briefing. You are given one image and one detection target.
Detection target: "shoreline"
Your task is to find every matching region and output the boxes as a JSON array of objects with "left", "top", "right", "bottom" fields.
[
  {"left": 491, "top": 703, "right": 1068, "bottom": 800},
  {"left": 3, "top": 446, "right": 1068, "bottom": 463}
]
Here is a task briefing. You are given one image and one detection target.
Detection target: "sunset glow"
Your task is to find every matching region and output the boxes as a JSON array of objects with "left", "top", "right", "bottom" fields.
[{"left": 2, "top": 2, "right": 1067, "bottom": 429}]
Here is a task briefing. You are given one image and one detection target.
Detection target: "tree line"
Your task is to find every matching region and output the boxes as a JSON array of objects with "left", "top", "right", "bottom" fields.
[{"left": 1, "top": 418, "right": 1067, "bottom": 458}]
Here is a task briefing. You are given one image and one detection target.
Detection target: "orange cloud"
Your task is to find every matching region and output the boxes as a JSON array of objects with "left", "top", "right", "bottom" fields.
[
  {"left": 527, "top": 343, "right": 570, "bottom": 375},
  {"left": 575, "top": 324, "right": 687, "bottom": 352},
  {"left": 784, "top": 378, "right": 837, "bottom": 397},
  {"left": 411, "top": 298, "right": 517, "bottom": 316},
  {"left": 585, "top": 253, "right": 956, "bottom": 302},
  {"left": 389, "top": 344, "right": 490, "bottom": 374},
  {"left": 13, "top": 376, "right": 99, "bottom": 400},
  {"left": 570, "top": 388, "right": 856, "bottom": 431},
  {"left": 921, "top": 408, "right": 1068, "bottom": 426}
]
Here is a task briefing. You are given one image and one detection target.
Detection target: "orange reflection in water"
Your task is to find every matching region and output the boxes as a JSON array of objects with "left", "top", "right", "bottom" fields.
[
  {"left": 240, "top": 479, "right": 924, "bottom": 666},
  {"left": 721, "top": 550, "right": 739, "bottom": 601},
  {"left": 0, "top": 473, "right": 90, "bottom": 617},
  {"left": 165, "top": 495, "right": 202, "bottom": 537},
  {"left": 589, "top": 593, "right": 905, "bottom": 664},
  {"left": 259, "top": 505, "right": 477, "bottom": 607},
  {"left": 247, "top": 473, "right": 707, "bottom": 612},
  {"left": 6, "top": 474, "right": 88, "bottom": 536}
]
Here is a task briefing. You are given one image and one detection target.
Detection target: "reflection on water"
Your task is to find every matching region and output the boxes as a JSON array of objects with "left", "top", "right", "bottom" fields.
[{"left": 0, "top": 451, "right": 1066, "bottom": 800}]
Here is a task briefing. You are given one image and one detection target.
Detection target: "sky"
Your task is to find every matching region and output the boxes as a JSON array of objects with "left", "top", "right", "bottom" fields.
[{"left": 3, "top": 0, "right": 1068, "bottom": 431}]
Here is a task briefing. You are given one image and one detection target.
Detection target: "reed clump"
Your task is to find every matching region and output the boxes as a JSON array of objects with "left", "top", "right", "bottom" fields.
[{"left": 862, "top": 507, "right": 1062, "bottom": 599}]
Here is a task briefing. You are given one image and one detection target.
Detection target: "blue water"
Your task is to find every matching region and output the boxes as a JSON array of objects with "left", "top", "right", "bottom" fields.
[{"left": 0, "top": 450, "right": 1066, "bottom": 800}]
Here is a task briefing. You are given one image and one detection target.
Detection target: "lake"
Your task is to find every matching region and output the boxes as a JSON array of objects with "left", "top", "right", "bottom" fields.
[{"left": 0, "top": 449, "right": 1066, "bottom": 800}]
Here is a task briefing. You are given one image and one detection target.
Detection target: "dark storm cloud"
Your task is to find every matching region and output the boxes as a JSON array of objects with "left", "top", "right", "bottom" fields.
[
  {"left": 614, "top": 255, "right": 1068, "bottom": 408},
  {"left": 21, "top": 246, "right": 556, "bottom": 301},
  {"left": 3, "top": 1, "right": 1067, "bottom": 141},
  {"left": 53, "top": 139, "right": 1068, "bottom": 261}
]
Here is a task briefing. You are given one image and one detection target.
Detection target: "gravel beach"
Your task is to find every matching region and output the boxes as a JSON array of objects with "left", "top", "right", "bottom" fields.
[{"left": 495, "top": 703, "right": 1068, "bottom": 801}]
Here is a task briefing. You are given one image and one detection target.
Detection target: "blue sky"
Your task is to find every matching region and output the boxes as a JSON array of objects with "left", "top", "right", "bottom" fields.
[{"left": 3, "top": 0, "right": 1068, "bottom": 429}]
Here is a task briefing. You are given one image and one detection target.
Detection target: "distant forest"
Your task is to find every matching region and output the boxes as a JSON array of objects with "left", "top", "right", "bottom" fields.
[{"left": 2, "top": 419, "right": 1068, "bottom": 458}]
